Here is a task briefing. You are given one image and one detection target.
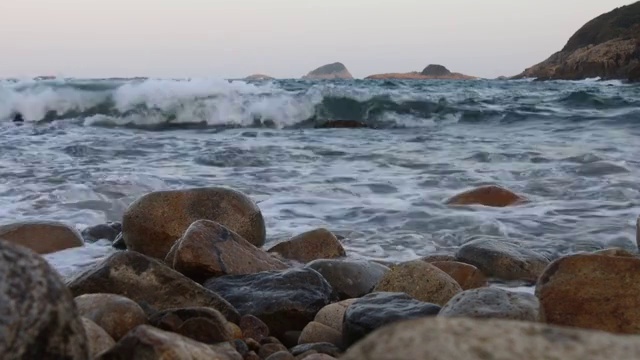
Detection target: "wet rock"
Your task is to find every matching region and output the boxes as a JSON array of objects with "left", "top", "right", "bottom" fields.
[
  {"left": 204, "top": 268, "right": 336, "bottom": 337},
  {"left": 82, "top": 317, "right": 115, "bottom": 358},
  {"left": 268, "top": 228, "right": 345, "bottom": 263},
  {"left": 536, "top": 253, "right": 640, "bottom": 333},
  {"left": 112, "top": 233, "right": 126, "bottom": 250},
  {"left": 439, "top": 287, "right": 539, "bottom": 321},
  {"left": 592, "top": 247, "right": 638, "bottom": 257},
  {"left": 313, "top": 299, "right": 357, "bottom": 333},
  {"left": 0, "top": 220, "right": 84, "bottom": 254},
  {"left": 81, "top": 222, "right": 122, "bottom": 243},
  {"left": 122, "top": 187, "right": 266, "bottom": 259},
  {"left": 430, "top": 261, "right": 488, "bottom": 290},
  {"left": 421, "top": 254, "right": 457, "bottom": 263},
  {"left": 456, "top": 237, "right": 549, "bottom": 282},
  {"left": 97, "top": 325, "right": 242, "bottom": 359},
  {"left": 305, "top": 259, "right": 389, "bottom": 299},
  {"left": 75, "top": 293, "right": 147, "bottom": 341},
  {"left": 315, "top": 120, "right": 369, "bottom": 129},
  {"left": 343, "top": 292, "right": 441, "bottom": 348},
  {"left": 67, "top": 251, "right": 240, "bottom": 323},
  {"left": 240, "top": 314, "right": 270, "bottom": 341},
  {"left": 373, "top": 260, "right": 461, "bottom": 305},
  {"left": 149, "top": 307, "right": 233, "bottom": 344},
  {"left": 259, "top": 343, "right": 288, "bottom": 358},
  {"left": 266, "top": 351, "right": 295, "bottom": 360},
  {"left": 166, "top": 220, "right": 286, "bottom": 282},
  {"left": 445, "top": 185, "right": 528, "bottom": 207},
  {"left": 298, "top": 322, "right": 342, "bottom": 347},
  {"left": 291, "top": 343, "right": 341, "bottom": 357},
  {"left": 0, "top": 240, "right": 89, "bottom": 358},
  {"left": 340, "top": 317, "right": 640, "bottom": 360}
]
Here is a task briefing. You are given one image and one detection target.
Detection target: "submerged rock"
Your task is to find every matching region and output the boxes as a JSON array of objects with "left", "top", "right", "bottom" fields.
[
  {"left": 66, "top": 251, "right": 240, "bottom": 322},
  {"left": 0, "top": 220, "right": 84, "bottom": 254},
  {"left": 445, "top": 185, "right": 528, "bottom": 207},
  {"left": 536, "top": 253, "right": 640, "bottom": 333},
  {"left": 122, "top": 187, "right": 266, "bottom": 259},
  {"left": 439, "top": 287, "right": 539, "bottom": 321},
  {"left": 81, "top": 222, "right": 122, "bottom": 243},
  {"left": 314, "top": 120, "right": 370, "bottom": 129},
  {"left": 456, "top": 237, "right": 549, "bottom": 282},
  {"left": 204, "top": 268, "right": 336, "bottom": 337},
  {"left": 268, "top": 228, "right": 345, "bottom": 263},
  {"left": 343, "top": 292, "right": 441, "bottom": 348},
  {"left": 0, "top": 240, "right": 89, "bottom": 359},
  {"left": 373, "top": 260, "right": 461, "bottom": 305},
  {"left": 430, "top": 261, "right": 488, "bottom": 290},
  {"left": 305, "top": 259, "right": 389, "bottom": 299},
  {"left": 149, "top": 307, "right": 234, "bottom": 344},
  {"left": 75, "top": 293, "right": 147, "bottom": 341},
  {"left": 166, "top": 220, "right": 286, "bottom": 282},
  {"left": 302, "top": 62, "right": 353, "bottom": 80},
  {"left": 340, "top": 317, "right": 640, "bottom": 360}
]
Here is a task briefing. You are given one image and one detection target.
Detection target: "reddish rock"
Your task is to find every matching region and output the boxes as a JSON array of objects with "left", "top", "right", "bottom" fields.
[
  {"left": 430, "top": 261, "right": 488, "bottom": 290},
  {"left": 445, "top": 185, "right": 528, "bottom": 207}
]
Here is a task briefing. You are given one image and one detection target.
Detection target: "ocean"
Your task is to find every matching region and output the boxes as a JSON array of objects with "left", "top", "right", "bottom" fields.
[{"left": 1, "top": 77, "right": 639, "bottom": 279}]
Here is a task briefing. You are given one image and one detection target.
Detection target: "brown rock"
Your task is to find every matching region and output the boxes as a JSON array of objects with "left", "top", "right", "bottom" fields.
[
  {"left": 97, "top": 325, "right": 242, "bottom": 359},
  {"left": 81, "top": 317, "right": 115, "bottom": 358},
  {"left": 268, "top": 228, "right": 345, "bottom": 263},
  {"left": 0, "top": 220, "right": 84, "bottom": 254},
  {"left": 245, "top": 338, "right": 261, "bottom": 352},
  {"left": 245, "top": 351, "right": 260, "bottom": 360},
  {"left": 298, "top": 322, "right": 342, "bottom": 347},
  {"left": 167, "top": 220, "right": 286, "bottom": 282},
  {"left": 313, "top": 299, "right": 356, "bottom": 333},
  {"left": 421, "top": 254, "right": 456, "bottom": 263},
  {"left": 75, "top": 293, "right": 147, "bottom": 341},
  {"left": 149, "top": 307, "right": 233, "bottom": 344},
  {"left": 227, "top": 322, "right": 243, "bottom": 339},
  {"left": 636, "top": 215, "right": 639, "bottom": 249},
  {"left": 259, "top": 343, "right": 288, "bottom": 359},
  {"left": 445, "top": 185, "right": 528, "bottom": 207},
  {"left": 240, "top": 314, "right": 270, "bottom": 341},
  {"left": 536, "top": 253, "right": 640, "bottom": 333},
  {"left": 295, "top": 351, "right": 318, "bottom": 360},
  {"left": 66, "top": 251, "right": 240, "bottom": 322},
  {"left": 430, "top": 261, "right": 488, "bottom": 290},
  {"left": 592, "top": 247, "right": 638, "bottom": 257},
  {"left": 122, "top": 187, "right": 266, "bottom": 259},
  {"left": 340, "top": 317, "right": 640, "bottom": 360}
]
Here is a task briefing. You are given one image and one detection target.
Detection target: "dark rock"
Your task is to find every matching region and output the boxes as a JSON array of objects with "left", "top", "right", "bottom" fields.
[
  {"left": 0, "top": 220, "right": 84, "bottom": 254},
  {"left": 456, "top": 237, "right": 549, "bottom": 282},
  {"left": 343, "top": 292, "right": 441, "bottom": 348},
  {"left": 123, "top": 187, "right": 266, "bottom": 259},
  {"left": 67, "top": 251, "right": 240, "bottom": 322},
  {"left": 97, "top": 325, "right": 242, "bottom": 359},
  {"left": 260, "top": 337, "right": 284, "bottom": 345},
  {"left": 149, "top": 307, "right": 233, "bottom": 344},
  {"left": 204, "top": 268, "right": 336, "bottom": 337},
  {"left": 166, "top": 220, "right": 286, "bottom": 282},
  {"left": 240, "top": 314, "right": 270, "bottom": 341},
  {"left": 82, "top": 222, "right": 122, "bottom": 243},
  {"left": 281, "top": 331, "right": 303, "bottom": 348},
  {"left": 75, "top": 293, "right": 147, "bottom": 341},
  {"left": 245, "top": 351, "right": 260, "bottom": 360},
  {"left": 112, "top": 233, "right": 126, "bottom": 250},
  {"left": 268, "top": 228, "right": 346, "bottom": 263},
  {"left": 305, "top": 259, "right": 389, "bottom": 299},
  {"left": 438, "top": 287, "right": 539, "bottom": 321},
  {"left": 314, "top": 120, "right": 370, "bottom": 129},
  {"left": 266, "top": 351, "right": 295, "bottom": 360},
  {"left": 0, "top": 240, "right": 89, "bottom": 358},
  {"left": 421, "top": 64, "right": 451, "bottom": 76},
  {"left": 259, "top": 343, "right": 288, "bottom": 359},
  {"left": 233, "top": 339, "right": 249, "bottom": 357},
  {"left": 290, "top": 343, "right": 341, "bottom": 357},
  {"left": 245, "top": 338, "right": 261, "bottom": 352}
]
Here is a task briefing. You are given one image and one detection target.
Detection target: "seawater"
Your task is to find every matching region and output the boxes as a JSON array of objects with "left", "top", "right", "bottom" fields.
[{"left": 1, "top": 77, "right": 639, "bottom": 279}]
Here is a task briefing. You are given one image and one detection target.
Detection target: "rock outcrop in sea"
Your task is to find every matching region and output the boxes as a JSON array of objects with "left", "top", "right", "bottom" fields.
[
  {"left": 243, "top": 74, "right": 275, "bottom": 81},
  {"left": 302, "top": 62, "right": 354, "bottom": 80},
  {"left": 514, "top": 2, "right": 640, "bottom": 81},
  {"left": 366, "top": 64, "right": 477, "bottom": 80}
]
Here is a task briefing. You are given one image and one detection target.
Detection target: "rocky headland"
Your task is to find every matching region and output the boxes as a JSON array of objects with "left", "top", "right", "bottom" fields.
[
  {"left": 514, "top": 2, "right": 640, "bottom": 81},
  {"left": 1, "top": 184, "right": 640, "bottom": 359},
  {"left": 302, "top": 63, "right": 354, "bottom": 80},
  {"left": 366, "top": 64, "right": 477, "bottom": 80}
]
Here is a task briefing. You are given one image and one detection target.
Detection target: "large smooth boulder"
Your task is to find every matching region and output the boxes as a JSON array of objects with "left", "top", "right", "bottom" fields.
[
  {"left": 166, "top": 220, "right": 286, "bottom": 282},
  {"left": 305, "top": 259, "right": 389, "bottom": 299},
  {"left": 341, "top": 317, "right": 640, "bottom": 360},
  {"left": 204, "top": 268, "right": 336, "bottom": 337},
  {"left": 97, "top": 325, "right": 242, "bottom": 360},
  {"left": 536, "top": 253, "right": 640, "bottom": 333},
  {"left": 373, "top": 260, "right": 461, "bottom": 305},
  {"left": 0, "top": 240, "right": 89, "bottom": 359},
  {"left": 75, "top": 293, "right": 147, "bottom": 341},
  {"left": 343, "top": 292, "right": 441, "bottom": 348},
  {"left": 66, "top": 251, "right": 240, "bottom": 323},
  {"left": 123, "top": 187, "right": 265, "bottom": 259},
  {"left": 445, "top": 185, "right": 528, "bottom": 207},
  {"left": 268, "top": 228, "right": 345, "bottom": 263},
  {"left": 0, "top": 220, "right": 84, "bottom": 254},
  {"left": 438, "top": 287, "right": 539, "bottom": 321}
]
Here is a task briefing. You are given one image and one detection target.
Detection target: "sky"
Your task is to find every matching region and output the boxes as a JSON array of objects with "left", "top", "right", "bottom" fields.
[{"left": 0, "top": 0, "right": 635, "bottom": 79}]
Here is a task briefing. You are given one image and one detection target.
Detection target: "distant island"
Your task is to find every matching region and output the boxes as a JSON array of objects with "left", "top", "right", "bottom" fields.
[
  {"left": 514, "top": 1, "right": 640, "bottom": 81},
  {"left": 243, "top": 74, "right": 275, "bottom": 81},
  {"left": 366, "top": 64, "right": 477, "bottom": 80},
  {"left": 302, "top": 62, "right": 354, "bottom": 80}
]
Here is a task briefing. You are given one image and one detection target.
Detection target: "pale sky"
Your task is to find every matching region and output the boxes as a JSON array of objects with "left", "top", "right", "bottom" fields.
[{"left": 0, "top": 0, "right": 634, "bottom": 79}]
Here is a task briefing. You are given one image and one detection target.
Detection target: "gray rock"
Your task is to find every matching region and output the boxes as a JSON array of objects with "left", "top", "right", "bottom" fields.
[
  {"left": 81, "top": 222, "right": 122, "bottom": 243},
  {"left": 305, "top": 259, "right": 389, "bottom": 299},
  {"left": 204, "top": 268, "right": 336, "bottom": 337},
  {"left": 290, "top": 343, "right": 341, "bottom": 357},
  {"left": 0, "top": 240, "right": 89, "bottom": 359},
  {"left": 438, "top": 287, "right": 539, "bottom": 321},
  {"left": 66, "top": 251, "right": 240, "bottom": 323},
  {"left": 343, "top": 292, "right": 440, "bottom": 348}
]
